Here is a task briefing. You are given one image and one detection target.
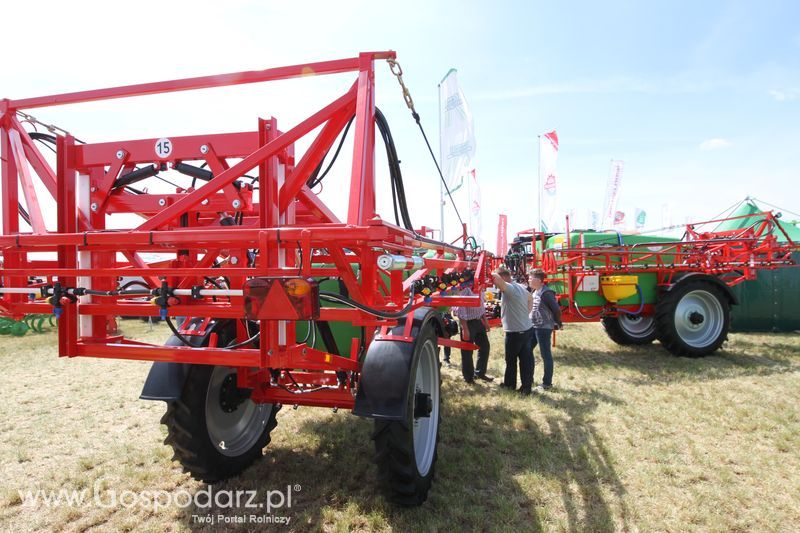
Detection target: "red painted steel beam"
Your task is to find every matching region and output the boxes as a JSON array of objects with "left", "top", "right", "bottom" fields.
[
  {"left": 1, "top": 224, "right": 394, "bottom": 249},
  {"left": 56, "top": 134, "right": 78, "bottom": 357},
  {"left": 75, "top": 343, "right": 261, "bottom": 366},
  {"left": 347, "top": 54, "right": 377, "bottom": 225},
  {"left": 1, "top": 126, "right": 19, "bottom": 235},
  {"left": 11, "top": 115, "right": 58, "bottom": 199},
  {"left": 438, "top": 337, "right": 479, "bottom": 350},
  {"left": 76, "top": 131, "right": 261, "bottom": 167},
  {"left": 7, "top": 128, "right": 46, "bottom": 233},
  {"left": 6, "top": 53, "right": 395, "bottom": 110},
  {"left": 252, "top": 388, "right": 355, "bottom": 409}
]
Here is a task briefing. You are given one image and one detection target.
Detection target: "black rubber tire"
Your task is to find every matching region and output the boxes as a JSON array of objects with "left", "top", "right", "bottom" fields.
[
  {"left": 372, "top": 322, "right": 441, "bottom": 506},
  {"left": 161, "top": 365, "right": 279, "bottom": 483},
  {"left": 601, "top": 315, "right": 656, "bottom": 345},
  {"left": 655, "top": 280, "right": 731, "bottom": 357},
  {"left": 160, "top": 328, "right": 279, "bottom": 483}
]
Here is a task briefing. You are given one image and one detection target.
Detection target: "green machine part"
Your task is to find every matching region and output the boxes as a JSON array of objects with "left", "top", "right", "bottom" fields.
[
  {"left": 560, "top": 272, "right": 660, "bottom": 308},
  {"left": 295, "top": 279, "right": 362, "bottom": 357},
  {"left": 296, "top": 256, "right": 424, "bottom": 357},
  {"left": 0, "top": 317, "right": 30, "bottom": 336},
  {"left": 295, "top": 266, "right": 363, "bottom": 358},
  {"left": 730, "top": 252, "right": 800, "bottom": 331},
  {"left": 716, "top": 204, "right": 800, "bottom": 331},
  {"left": 0, "top": 315, "right": 56, "bottom": 336}
]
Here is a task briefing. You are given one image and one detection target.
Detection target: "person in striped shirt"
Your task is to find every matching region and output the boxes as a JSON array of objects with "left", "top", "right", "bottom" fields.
[{"left": 451, "top": 275, "right": 494, "bottom": 384}]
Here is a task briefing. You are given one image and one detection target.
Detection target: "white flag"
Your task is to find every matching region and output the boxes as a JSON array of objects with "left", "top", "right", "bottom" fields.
[
  {"left": 497, "top": 214, "right": 508, "bottom": 256},
  {"left": 590, "top": 210, "right": 600, "bottom": 230},
  {"left": 467, "top": 168, "right": 483, "bottom": 246},
  {"left": 439, "top": 69, "right": 475, "bottom": 193},
  {"left": 601, "top": 160, "right": 624, "bottom": 229},
  {"left": 539, "top": 130, "right": 559, "bottom": 232},
  {"left": 660, "top": 203, "right": 671, "bottom": 228}
]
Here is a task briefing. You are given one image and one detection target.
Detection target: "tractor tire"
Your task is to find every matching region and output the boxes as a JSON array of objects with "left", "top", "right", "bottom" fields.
[
  {"left": 373, "top": 322, "right": 441, "bottom": 506},
  {"left": 160, "top": 334, "right": 279, "bottom": 482},
  {"left": 655, "top": 280, "right": 730, "bottom": 357},
  {"left": 601, "top": 315, "right": 656, "bottom": 345}
]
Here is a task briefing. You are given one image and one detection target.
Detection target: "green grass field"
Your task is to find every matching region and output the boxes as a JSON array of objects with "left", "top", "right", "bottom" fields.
[{"left": 1, "top": 320, "right": 798, "bottom": 531}]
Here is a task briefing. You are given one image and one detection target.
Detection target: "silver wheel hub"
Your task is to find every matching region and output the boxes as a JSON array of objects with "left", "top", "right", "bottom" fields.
[
  {"left": 674, "top": 290, "right": 723, "bottom": 348},
  {"left": 412, "top": 339, "right": 439, "bottom": 477},
  {"left": 618, "top": 314, "right": 655, "bottom": 338},
  {"left": 205, "top": 366, "right": 272, "bottom": 457}
]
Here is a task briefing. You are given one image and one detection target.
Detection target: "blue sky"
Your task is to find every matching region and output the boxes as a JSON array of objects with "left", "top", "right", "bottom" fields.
[{"left": 1, "top": 1, "right": 798, "bottom": 250}]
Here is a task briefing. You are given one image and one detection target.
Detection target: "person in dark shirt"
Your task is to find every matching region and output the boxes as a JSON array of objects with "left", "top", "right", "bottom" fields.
[{"left": 528, "top": 268, "right": 563, "bottom": 391}]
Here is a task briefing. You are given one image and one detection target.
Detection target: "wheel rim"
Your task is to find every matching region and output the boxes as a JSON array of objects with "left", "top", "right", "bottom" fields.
[
  {"left": 674, "top": 289, "right": 724, "bottom": 348},
  {"left": 412, "top": 339, "right": 439, "bottom": 477},
  {"left": 205, "top": 366, "right": 272, "bottom": 457},
  {"left": 618, "top": 314, "right": 655, "bottom": 338}
]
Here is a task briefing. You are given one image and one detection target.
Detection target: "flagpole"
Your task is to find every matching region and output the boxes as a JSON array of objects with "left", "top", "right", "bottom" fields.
[
  {"left": 467, "top": 169, "right": 472, "bottom": 239},
  {"left": 438, "top": 81, "right": 444, "bottom": 241},
  {"left": 537, "top": 134, "right": 542, "bottom": 232}
]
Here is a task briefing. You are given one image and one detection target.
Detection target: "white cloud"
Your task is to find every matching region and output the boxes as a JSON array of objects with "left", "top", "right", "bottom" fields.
[
  {"left": 699, "top": 138, "right": 731, "bottom": 151},
  {"left": 769, "top": 89, "right": 799, "bottom": 102}
]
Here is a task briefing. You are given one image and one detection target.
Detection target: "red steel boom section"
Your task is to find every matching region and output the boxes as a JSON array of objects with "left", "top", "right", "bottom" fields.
[
  {"left": 513, "top": 212, "right": 798, "bottom": 322},
  {"left": 0, "top": 51, "right": 489, "bottom": 409}
]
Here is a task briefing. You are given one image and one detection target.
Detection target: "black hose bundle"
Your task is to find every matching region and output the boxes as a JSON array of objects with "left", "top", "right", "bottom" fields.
[{"left": 304, "top": 107, "right": 414, "bottom": 231}]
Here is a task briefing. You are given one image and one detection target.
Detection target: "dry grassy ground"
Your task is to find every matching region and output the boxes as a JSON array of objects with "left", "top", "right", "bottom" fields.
[{"left": 0, "top": 320, "right": 798, "bottom": 532}]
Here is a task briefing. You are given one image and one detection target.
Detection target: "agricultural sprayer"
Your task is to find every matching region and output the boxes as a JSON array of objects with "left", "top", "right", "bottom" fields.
[
  {"left": 0, "top": 51, "right": 490, "bottom": 505},
  {"left": 503, "top": 215, "right": 798, "bottom": 356}
]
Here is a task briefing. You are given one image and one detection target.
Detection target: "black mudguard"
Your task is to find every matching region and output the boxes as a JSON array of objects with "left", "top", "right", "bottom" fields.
[
  {"left": 665, "top": 273, "right": 738, "bottom": 305},
  {"left": 352, "top": 307, "right": 444, "bottom": 421},
  {"left": 139, "top": 318, "right": 233, "bottom": 401}
]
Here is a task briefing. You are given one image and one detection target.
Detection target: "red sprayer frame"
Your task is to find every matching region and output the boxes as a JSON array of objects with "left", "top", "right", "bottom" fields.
[
  {"left": 0, "top": 51, "right": 489, "bottom": 409},
  {"left": 507, "top": 212, "right": 798, "bottom": 323}
]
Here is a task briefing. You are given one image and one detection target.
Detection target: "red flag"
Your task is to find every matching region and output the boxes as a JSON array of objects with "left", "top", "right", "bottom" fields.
[{"left": 543, "top": 130, "right": 558, "bottom": 150}]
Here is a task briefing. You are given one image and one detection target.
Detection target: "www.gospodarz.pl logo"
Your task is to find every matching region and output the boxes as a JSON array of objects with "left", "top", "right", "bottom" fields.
[{"left": 18, "top": 480, "right": 299, "bottom": 519}]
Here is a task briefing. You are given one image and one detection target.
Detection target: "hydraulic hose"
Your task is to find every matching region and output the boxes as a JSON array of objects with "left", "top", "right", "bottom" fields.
[
  {"left": 616, "top": 285, "right": 646, "bottom": 316},
  {"left": 319, "top": 290, "right": 415, "bottom": 318}
]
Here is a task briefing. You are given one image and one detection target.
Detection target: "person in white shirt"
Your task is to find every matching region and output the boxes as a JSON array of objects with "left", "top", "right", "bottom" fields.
[{"left": 492, "top": 266, "right": 535, "bottom": 395}]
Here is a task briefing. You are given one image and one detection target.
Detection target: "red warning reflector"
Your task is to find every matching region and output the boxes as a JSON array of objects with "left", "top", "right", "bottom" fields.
[{"left": 243, "top": 277, "right": 320, "bottom": 320}]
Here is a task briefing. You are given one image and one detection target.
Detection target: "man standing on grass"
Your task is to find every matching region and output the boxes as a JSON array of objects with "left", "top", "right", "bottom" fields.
[
  {"left": 451, "top": 274, "right": 494, "bottom": 384},
  {"left": 528, "top": 268, "right": 563, "bottom": 392},
  {"left": 492, "top": 266, "right": 534, "bottom": 395}
]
